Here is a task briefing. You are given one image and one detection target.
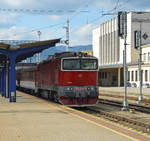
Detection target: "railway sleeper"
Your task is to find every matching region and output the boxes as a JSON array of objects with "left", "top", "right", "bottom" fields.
[{"left": 87, "top": 107, "right": 150, "bottom": 134}]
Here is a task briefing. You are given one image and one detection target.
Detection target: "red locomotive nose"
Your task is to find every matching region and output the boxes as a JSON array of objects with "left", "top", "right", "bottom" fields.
[{"left": 78, "top": 73, "right": 82, "bottom": 78}]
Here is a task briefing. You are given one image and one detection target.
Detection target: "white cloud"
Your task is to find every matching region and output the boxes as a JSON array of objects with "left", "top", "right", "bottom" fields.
[
  {"left": 3, "top": 0, "right": 37, "bottom": 8},
  {"left": 0, "top": 26, "right": 34, "bottom": 40},
  {"left": 71, "top": 24, "right": 93, "bottom": 46},
  {"left": 47, "top": 15, "right": 62, "bottom": 21},
  {"left": 0, "top": 0, "right": 149, "bottom": 11},
  {"left": 145, "top": 9, "right": 150, "bottom": 12},
  {"left": 0, "top": 0, "right": 149, "bottom": 16},
  {"left": 0, "top": 13, "right": 19, "bottom": 26},
  {"left": 4, "top": 0, "right": 22, "bottom": 7}
]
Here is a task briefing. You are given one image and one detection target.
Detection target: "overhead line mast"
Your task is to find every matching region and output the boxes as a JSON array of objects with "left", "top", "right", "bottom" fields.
[{"left": 64, "top": 19, "right": 69, "bottom": 52}]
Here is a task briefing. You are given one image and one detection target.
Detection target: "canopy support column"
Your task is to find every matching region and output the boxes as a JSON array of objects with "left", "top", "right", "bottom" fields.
[
  {"left": 9, "top": 56, "right": 16, "bottom": 102},
  {"left": 0, "top": 68, "right": 3, "bottom": 96},
  {"left": 6, "top": 61, "right": 9, "bottom": 98},
  {"left": 2, "top": 65, "right": 6, "bottom": 97}
]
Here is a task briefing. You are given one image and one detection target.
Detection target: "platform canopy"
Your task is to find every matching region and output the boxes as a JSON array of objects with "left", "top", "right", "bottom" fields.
[
  {"left": 0, "top": 38, "right": 60, "bottom": 63},
  {"left": 0, "top": 38, "right": 60, "bottom": 102}
]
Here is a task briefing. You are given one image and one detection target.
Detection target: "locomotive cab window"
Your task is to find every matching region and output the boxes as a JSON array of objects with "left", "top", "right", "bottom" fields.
[{"left": 62, "top": 58, "right": 98, "bottom": 70}]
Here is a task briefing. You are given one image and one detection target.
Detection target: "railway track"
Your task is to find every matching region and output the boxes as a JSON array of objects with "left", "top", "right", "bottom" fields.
[
  {"left": 76, "top": 98, "right": 150, "bottom": 135},
  {"left": 99, "top": 98, "right": 150, "bottom": 114},
  {"left": 100, "top": 93, "right": 150, "bottom": 104},
  {"left": 78, "top": 106, "right": 150, "bottom": 135}
]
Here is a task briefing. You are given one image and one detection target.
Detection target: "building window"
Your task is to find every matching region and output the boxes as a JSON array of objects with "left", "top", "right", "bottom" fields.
[
  {"left": 112, "top": 76, "right": 117, "bottom": 81},
  {"left": 131, "top": 71, "right": 134, "bottom": 81},
  {"left": 145, "top": 70, "right": 148, "bottom": 81},
  {"left": 128, "top": 71, "right": 130, "bottom": 81},
  {"left": 105, "top": 72, "right": 107, "bottom": 79},
  {"left": 102, "top": 72, "right": 104, "bottom": 79},
  {"left": 148, "top": 52, "right": 150, "bottom": 62},
  {"left": 142, "top": 70, "right": 143, "bottom": 83},
  {"left": 143, "top": 53, "right": 146, "bottom": 62},
  {"left": 99, "top": 72, "right": 101, "bottom": 79},
  {"left": 135, "top": 70, "right": 138, "bottom": 81}
]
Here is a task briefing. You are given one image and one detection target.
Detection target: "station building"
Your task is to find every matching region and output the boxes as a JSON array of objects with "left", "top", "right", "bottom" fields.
[
  {"left": 92, "top": 12, "right": 150, "bottom": 86},
  {"left": 128, "top": 44, "right": 150, "bottom": 88}
]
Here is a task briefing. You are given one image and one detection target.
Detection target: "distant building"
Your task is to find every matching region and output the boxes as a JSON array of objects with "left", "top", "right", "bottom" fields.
[
  {"left": 128, "top": 44, "right": 150, "bottom": 88},
  {"left": 93, "top": 12, "right": 150, "bottom": 86}
]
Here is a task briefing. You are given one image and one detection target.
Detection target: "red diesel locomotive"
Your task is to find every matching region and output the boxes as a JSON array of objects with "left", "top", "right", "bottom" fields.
[{"left": 16, "top": 52, "right": 99, "bottom": 106}]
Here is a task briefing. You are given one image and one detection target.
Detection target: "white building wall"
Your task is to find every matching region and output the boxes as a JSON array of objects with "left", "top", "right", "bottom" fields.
[
  {"left": 92, "top": 27, "right": 100, "bottom": 65},
  {"left": 127, "top": 13, "right": 132, "bottom": 63},
  {"left": 142, "top": 46, "right": 150, "bottom": 63},
  {"left": 128, "top": 45, "right": 150, "bottom": 87},
  {"left": 93, "top": 17, "right": 120, "bottom": 66},
  {"left": 128, "top": 66, "right": 150, "bottom": 87}
]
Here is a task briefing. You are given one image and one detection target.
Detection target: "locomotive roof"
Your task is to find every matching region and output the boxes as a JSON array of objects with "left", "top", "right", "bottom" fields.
[
  {"left": 40, "top": 52, "right": 97, "bottom": 64},
  {"left": 54, "top": 52, "right": 93, "bottom": 58}
]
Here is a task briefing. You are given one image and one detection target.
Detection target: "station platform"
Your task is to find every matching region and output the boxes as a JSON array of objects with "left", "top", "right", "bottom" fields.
[{"left": 0, "top": 91, "right": 149, "bottom": 141}]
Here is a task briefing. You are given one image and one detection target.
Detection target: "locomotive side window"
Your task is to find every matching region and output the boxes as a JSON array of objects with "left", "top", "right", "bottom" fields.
[{"left": 62, "top": 59, "right": 98, "bottom": 70}]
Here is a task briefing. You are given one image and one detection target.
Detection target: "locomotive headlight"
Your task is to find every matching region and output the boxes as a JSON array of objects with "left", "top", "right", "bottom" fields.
[
  {"left": 87, "top": 87, "right": 90, "bottom": 91},
  {"left": 87, "top": 87, "right": 95, "bottom": 91},
  {"left": 66, "top": 87, "right": 70, "bottom": 90},
  {"left": 66, "top": 87, "right": 73, "bottom": 91},
  {"left": 91, "top": 87, "right": 95, "bottom": 91}
]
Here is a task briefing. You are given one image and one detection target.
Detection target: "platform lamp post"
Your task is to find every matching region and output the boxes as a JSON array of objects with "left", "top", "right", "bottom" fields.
[
  {"left": 36, "top": 31, "right": 42, "bottom": 63},
  {"left": 138, "top": 27, "right": 144, "bottom": 104},
  {"left": 118, "top": 11, "right": 129, "bottom": 111},
  {"left": 133, "top": 16, "right": 150, "bottom": 103}
]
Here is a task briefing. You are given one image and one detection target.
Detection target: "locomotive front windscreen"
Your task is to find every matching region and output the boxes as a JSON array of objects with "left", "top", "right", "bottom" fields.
[{"left": 62, "top": 59, "right": 98, "bottom": 70}]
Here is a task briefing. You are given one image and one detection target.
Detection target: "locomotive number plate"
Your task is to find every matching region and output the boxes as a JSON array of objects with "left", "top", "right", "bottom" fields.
[{"left": 74, "top": 87, "right": 87, "bottom": 91}]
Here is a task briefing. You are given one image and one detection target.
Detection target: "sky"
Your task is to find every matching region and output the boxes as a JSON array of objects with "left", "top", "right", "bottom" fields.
[{"left": 0, "top": 0, "right": 150, "bottom": 46}]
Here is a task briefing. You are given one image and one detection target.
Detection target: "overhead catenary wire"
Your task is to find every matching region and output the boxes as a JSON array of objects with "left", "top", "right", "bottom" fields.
[
  {"left": 12, "top": 22, "right": 65, "bottom": 37},
  {"left": 0, "top": 0, "right": 133, "bottom": 44},
  {"left": 0, "top": 8, "right": 90, "bottom": 15}
]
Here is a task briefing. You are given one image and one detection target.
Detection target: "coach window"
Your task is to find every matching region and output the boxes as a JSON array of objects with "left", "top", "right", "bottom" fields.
[
  {"left": 135, "top": 70, "right": 138, "bottom": 81},
  {"left": 131, "top": 71, "right": 134, "bottom": 81},
  {"left": 145, "top": 70, "right": 148, "bottom": 82},
  {"left": 128, "top": 71, "right": 130, "bottom": 81}
]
